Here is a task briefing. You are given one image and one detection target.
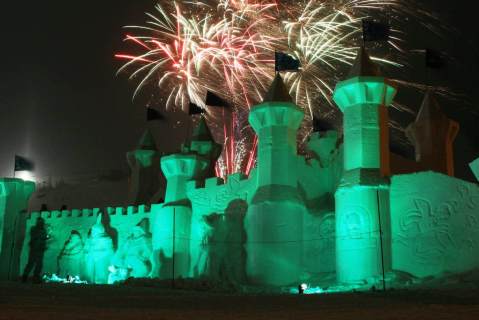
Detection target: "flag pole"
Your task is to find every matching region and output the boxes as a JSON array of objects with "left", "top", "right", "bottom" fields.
[
  {"left": 377, "top": 189, "right": 386, "bottom": 291},
  {"left": 13, "top": 155, "right": 16, "bottom": 179},
  {"left": 172, "top": 206, "right": 176, "bottom": 289}
]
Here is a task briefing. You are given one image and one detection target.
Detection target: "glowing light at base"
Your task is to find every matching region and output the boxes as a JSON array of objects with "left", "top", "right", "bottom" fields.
[{"left": 42, "top": 273, "right": 88, "bottom": 284}]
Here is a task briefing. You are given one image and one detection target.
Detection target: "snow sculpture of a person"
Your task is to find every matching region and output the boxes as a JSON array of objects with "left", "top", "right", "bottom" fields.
[
  {"left": 223, "top": 200, "right": 247, "bottom": 284},
  {"left": 193, "top": 214, "right": 216, "bottom": 277},
  {"left": 84, "top": 214, "right": 114, "bottom": 284},
  {"left": 114, "top": 225, "right": 152, "bottom": 279},
  {"left": 57, "top": 230, "right": 85, "bottom": 279},
  {"left": 195, "top": 213, "right": 227, "bottom": 280}
]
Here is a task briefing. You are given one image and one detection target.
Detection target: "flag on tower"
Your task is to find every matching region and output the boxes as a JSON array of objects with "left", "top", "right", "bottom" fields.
[
  {"left": 312, "top": 116, "right": 334, "bottom": 132},
  {"left": 14, "top": 155, "right": 34, "bottom": 172},
  {"left": 146, "top": 107, "right": 165, "bottom": 121},
  {"left": 205, "top": 91, "right": 229, "bottom": 108},
  {"left": 275, "top": 51, "right": 300, "bottom": 72},
  {"left": 362, "top": 19, "right": 390, "bottom": 42},
  {"left": 188, "top": 102, "right": 206, "bottom": 115}
]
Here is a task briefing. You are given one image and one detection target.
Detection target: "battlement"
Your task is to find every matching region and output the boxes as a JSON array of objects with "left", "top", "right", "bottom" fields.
[
  {"left": 27, "top": 204, "right": 151, "bottom": 221},
  {"left": 186, "top": 171, "right": 256, "bottom": 213},
  {"left": 186, "top": 172, "right": 250, "bottom": 193}
]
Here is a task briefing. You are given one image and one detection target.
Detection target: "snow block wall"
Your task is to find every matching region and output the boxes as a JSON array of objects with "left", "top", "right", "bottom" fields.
[
  {"left": 20, "top": 205, "right": 151, "bottom": 283},
  {"left": 297, "top": 141, "right": 343, "bottom": 277},
  {"left": 390, "top": 171, "right": 479, "bottom": 278}
]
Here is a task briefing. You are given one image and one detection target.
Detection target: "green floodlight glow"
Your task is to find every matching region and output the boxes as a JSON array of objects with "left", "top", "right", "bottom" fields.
[{"left": 5, "top": 67, "right": 479, "bottom": 291}]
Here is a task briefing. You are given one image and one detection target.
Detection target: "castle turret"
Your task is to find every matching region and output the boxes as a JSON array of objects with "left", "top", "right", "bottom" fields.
[
  {"left": 245, "top": 74, "right": 307, "bottom": 286},
  {"left": 249, "top": 73, "right": 304, "bottom": 186},
  {"left": 127, "top": 129, "right": 161, "bottom": 205},
  {"left": 0, "top": 178, "right": 35, "bottom": 280},
  {"left": 332, "top": 47, "right": 397, "bottom": 285},
  {"left": 333, "top": 47, "right": 396, "bottom": 173},
  {"left": 151, "top": 117, "right": 220, "bottom": 279},
  {"left": 161, "top": 117, "right": 221, "bottom": 202},
  {"left": 405, "top": 91, "right": 459, "bottom": 176}
]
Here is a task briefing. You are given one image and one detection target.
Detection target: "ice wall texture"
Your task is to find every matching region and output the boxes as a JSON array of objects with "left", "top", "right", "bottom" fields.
[
  {"left": 391, "top": 171, "right": 479, "bottom": 277},
  {"left": 20, "top": 206, "right": 151, "bottom": 283}
]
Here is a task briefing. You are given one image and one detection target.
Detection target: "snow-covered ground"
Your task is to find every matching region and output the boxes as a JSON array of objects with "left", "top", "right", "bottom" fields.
[{"left": 2, "top": 275, "right": 479, "bottom": 320}]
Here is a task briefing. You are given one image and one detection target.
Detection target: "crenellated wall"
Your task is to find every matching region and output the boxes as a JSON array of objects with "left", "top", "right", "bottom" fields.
[
  {"left": 187, "top": 171, "right": 256, "bottom": 214},
  {"left": 20, "top": 205, "right": 151, "bottom": 283}
]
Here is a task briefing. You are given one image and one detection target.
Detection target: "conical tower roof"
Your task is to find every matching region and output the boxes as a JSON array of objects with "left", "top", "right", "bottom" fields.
[
  {"left": 137, "top": 129, "right": 157, "bottom": 151},
  {"left": 262, "top": 73, "right": 293, "bottom": 103},
  {"left": 191, "top": 117, "right": 215, "bottom": 141},
  {"left": 415, "top": 90, "right": 446, "bottom": 122},
  {"left": 347, "top": 46, "right": 381, "bottom": 78}
]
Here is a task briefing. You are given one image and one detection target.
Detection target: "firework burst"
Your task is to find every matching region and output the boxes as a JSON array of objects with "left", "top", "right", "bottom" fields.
[{"left": 117, "top": 0, "right": 447, "bottom": 178}]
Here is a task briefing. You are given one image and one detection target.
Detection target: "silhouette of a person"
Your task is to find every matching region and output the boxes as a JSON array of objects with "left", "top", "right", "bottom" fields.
[{"left": 22, "top": 217, "right": 49, "bottom": 282}]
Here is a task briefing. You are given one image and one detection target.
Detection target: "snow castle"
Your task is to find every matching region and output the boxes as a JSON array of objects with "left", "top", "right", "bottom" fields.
[{"left": 2, "top": 47, "right": 479, "bottom": 290}]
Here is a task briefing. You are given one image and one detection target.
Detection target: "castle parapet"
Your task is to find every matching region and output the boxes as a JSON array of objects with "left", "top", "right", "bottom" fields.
[{"left": 27, "top": 204, "right": 150, "bottom": 221}]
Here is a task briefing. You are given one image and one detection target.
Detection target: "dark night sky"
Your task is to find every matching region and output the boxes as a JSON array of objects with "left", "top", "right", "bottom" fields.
[{"left": 0, "top": 1, "right": 478, "bottom": 181}]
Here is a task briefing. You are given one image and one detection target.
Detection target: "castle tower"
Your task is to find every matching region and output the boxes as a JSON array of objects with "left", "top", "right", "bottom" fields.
[
  {"left": 245, "top": 74, "right": 307, "bottom": 286},
  {"left": 187, "top": 117, "right": 222, "bottom": 178},
  {"left": 405, "top": 91, "right": 459, "bottom": 176},
  {"left": 332, "top": 47, "right": 397, "bottom": 284},
  {"left": 151, "top": 117, "right": 220, "bottom": 279},
  {"left": 161, "top": 117, "right": 221, "bottom": 203},
  {"left": 126, "top": 129, "right": 161, "bottom": 205},
  {"left": 0, "top": 178, "right": 35, "bottom": 280}
]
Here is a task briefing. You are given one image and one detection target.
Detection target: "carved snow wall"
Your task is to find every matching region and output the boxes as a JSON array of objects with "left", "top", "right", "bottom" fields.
[
  {"left": 390, "top": 171, "right": 479, "bottom": 278},
  {"left": 20, "top": 205, "right": 151, "bottom": 283}
]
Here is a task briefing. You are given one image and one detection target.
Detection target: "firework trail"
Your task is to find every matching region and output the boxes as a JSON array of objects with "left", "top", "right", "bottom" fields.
[{"left": 117, "top": 0, "right": 448, "bottom": 178}]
